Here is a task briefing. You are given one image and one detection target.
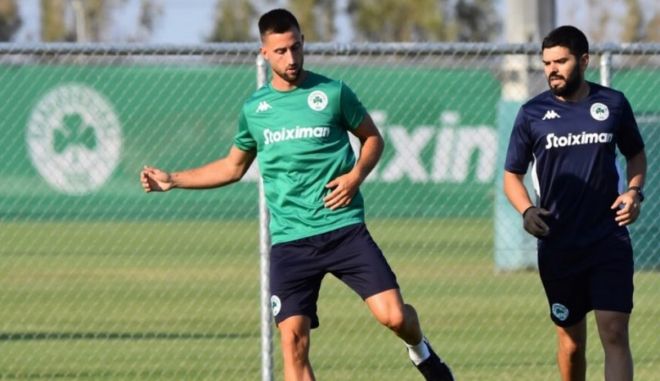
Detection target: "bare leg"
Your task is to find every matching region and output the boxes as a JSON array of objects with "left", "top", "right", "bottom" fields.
[
  {"left": 556, "top": 318, "right": 587, "bottom": 381},
  {"left": 278, "top": 315, "right": 315, "bottom": 381},
  {"left": 364, "top": 288, "right": 422, "bottom": 344},
  {"left": 594, "top": 310, "right": 633, "bottom": 381},
  {"left": 365, "top": 289, "right": 454, "bottom": 381}
]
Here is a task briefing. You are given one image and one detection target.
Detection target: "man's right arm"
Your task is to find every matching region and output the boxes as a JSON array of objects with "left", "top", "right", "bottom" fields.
[
  {"left": 141, "top": 146, "right": 256, "bottom": 192},
  {"left": 504, "top": 170, "right": 551, "bottom": 238},
  {"left": 503, "top": 170, "right": 533, "bottom": 214}
]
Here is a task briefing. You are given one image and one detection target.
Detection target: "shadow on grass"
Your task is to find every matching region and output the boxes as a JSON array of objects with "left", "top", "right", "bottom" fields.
[{"left": 0, "top": 331, "right": 257, "bottom": 341}]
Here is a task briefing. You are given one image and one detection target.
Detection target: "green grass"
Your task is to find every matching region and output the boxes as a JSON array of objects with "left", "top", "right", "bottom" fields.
[{"left": 0, "top": 219, "right": 658, "bottom": 380}]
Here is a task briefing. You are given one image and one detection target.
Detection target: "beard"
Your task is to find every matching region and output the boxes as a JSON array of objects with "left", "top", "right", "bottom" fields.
[
  {"left": 547, "top": 66, "right": 582, "bottom": 97},
  {"left": 274, "top": 59, "right": 304, "bottom": 84}
]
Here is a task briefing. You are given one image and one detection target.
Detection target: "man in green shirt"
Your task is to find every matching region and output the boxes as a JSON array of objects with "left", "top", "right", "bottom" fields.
[{"left": 141, "top": 8, "right": 453, "bottom": 381}]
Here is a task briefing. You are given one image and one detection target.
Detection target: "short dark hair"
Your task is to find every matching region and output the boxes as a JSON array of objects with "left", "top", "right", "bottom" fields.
[
  {"left": 258, "top": 9, "right": 300, "bottom": 38},
  {"left": 541, "top": 25, "right": 589, "bottom": 58}
]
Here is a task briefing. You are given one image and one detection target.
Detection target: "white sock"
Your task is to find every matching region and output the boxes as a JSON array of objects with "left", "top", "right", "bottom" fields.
[{"left": 405, "top": 339, "right": 431, "bottom": 365}]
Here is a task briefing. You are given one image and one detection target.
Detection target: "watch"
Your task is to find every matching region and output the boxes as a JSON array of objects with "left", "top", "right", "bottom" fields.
[{"left": 628, "top": 186, "right": 645, "bottom": 202}]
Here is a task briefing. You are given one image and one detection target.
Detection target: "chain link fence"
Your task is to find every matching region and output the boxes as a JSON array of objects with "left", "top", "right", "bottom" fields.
[{"left": 0, "top": 43, "right": 658, "bottom": 380}]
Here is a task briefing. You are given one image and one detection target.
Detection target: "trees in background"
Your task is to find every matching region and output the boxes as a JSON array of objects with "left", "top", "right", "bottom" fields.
[
  {"left": 622, "top": 0, "right": 643, "bottom": 42},
  {"left": 209, "top": 0, "right": 335, "bottom": 42},
  {"left": 646, "top": 13, "right": 660, "bottom": 42},
  {"left": 40, "top": 0, "right": 66, "bottom": 41},
  {"left": 135, "top": 0, "right": 162, "bottom": 41},
  {"left": 289, "top": 0, "right": 334, "bottom": 41},
  {"left": 6, "top": 0, "right": 659, "bottom": 43},
  {"left": 41, "top": 0, "right": 108, "bottom": 42},
  {"left": 208, "top": 0, "right": 500, "bottom": 42},
  {"left": 209, "top": 0, "right": 254, "bottom": 42},
  {"left": 39, "top": 0, "right": 160, "bottom": 42},
  {"left": 0, "top": 0, "right": 21, "bottom": 41},
  {"left": 453, "top": 0, "right": 500, "bottom": 42},
  {"left": 581, "top": 0, "right": 658, "bottom": 43},
  {"left": 351, "top": 0, "right": 448, "bottom": 41}
]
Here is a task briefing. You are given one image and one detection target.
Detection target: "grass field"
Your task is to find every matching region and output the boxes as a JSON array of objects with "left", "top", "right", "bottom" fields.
[{"left": 1, "top": 219, "right": 658, "bottom": 380}]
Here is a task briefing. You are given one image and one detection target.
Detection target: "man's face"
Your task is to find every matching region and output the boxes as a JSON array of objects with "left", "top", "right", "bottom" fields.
[
  {"left": 542, "top": 46, "right": 587, "bottom": 97},
  {"left": 260, "top": 28, "right": 304, "bottom": 84}
]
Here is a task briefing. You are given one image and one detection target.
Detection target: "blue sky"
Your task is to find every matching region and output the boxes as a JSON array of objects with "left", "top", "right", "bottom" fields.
[
  {"left": 12, "top": 0, "right": 659, "bottom": 44},
  {"left": 15, "top": 0, "right": 218, "bottom": 43}
]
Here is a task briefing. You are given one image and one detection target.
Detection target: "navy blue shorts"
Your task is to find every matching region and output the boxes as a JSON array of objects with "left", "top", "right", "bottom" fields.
[
  {"left": 269, "top": 223, "right": 399, "bottom": 329},
  {"left": 538, "top": 229, "right": 634, "bottom": 327}
]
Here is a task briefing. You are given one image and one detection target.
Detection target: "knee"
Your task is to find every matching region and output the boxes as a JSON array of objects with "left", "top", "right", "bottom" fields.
[
  {"left": 281, "top": 329, "right": 309, "bottom": 351},
  {"left": 279, "top": 326, "right": 311, "bottom": 363},
  {"left": 379, "top": 306, "right": 410, "bottom": 332},
  {"left": 599, "top": 323, "right": 629, "bottom": 348},
  {"left": 558, "top": 335, "right": 586, "bottom": 359},
  {"left": 378, "top": 306, "right": 407, "bottom": 333},
  {"left": 559, "top": 340, "right": 586, "bottom": 358}
]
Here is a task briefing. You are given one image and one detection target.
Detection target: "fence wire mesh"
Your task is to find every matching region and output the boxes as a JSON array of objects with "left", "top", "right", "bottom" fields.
[{"left": 0, "top": 43, "right": 658, "bottom": 381}]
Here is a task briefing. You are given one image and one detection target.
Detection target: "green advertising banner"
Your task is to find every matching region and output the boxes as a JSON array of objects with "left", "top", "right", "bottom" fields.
[
  {"left": 0, "top": 63, "right": 656, "bottom": 267},
  {"left": 0, "top": 64, "right": 500, "bottom": 221},
  {"left": 0, "top": 65, "right": 258, "bottom": 220},
  {"left": 611, "top": 72, "right": 660, "bottom": 267}
]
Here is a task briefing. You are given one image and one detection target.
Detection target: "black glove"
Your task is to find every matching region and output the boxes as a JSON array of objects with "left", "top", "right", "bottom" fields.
[{"left": 522, "top": 206, "right": 551, "bottom": 238}]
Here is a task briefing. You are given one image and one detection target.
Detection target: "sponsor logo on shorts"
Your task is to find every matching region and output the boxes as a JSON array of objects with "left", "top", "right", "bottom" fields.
[
  {"left": 270, "top": 295, "right": 281, "bottom": 316},
  {"left": 552, "top": 303, "right": 569, "bottom": 321}
]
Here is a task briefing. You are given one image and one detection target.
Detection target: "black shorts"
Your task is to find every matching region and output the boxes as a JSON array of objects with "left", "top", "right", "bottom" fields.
[
  {"left": 538, "top": 229, "right": 634, "bottom": 327},
  {"left": 269, "top": 223, "right": 399, "bottom": 329}
]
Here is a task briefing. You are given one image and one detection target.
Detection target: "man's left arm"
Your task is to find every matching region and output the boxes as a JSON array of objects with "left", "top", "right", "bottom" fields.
[
  {"left": 611, "top": 149, "right": 647, "bottom": 226},
  {"left": 324, "top": 113, "right": 383, "bottom": 210}
]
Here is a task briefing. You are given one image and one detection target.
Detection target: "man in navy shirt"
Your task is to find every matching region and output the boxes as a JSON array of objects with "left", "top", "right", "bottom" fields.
[{"left": 504, "top": 26, "right": 646, "bottom": 381}]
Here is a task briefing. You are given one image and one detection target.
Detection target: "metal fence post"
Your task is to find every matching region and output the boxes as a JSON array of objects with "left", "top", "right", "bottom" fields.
[
  {"left": 256, "top": 53, "right": 273, "bottom": 381},
  {"left": 600, "top": 50, "right": 612, "bottom": 86}
]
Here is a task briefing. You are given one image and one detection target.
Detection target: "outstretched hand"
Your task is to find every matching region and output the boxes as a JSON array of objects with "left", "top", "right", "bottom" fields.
[
  {"left": 324, "top": 172, "right": 361, "bottom": 210},
  {"left": 141, "top": 166, "right": 173, "bottom": 192}
]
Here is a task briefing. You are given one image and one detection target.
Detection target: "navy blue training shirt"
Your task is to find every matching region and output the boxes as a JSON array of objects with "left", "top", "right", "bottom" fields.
[{"left": 505, "top": 82, "right": 645, "bottom": 249}]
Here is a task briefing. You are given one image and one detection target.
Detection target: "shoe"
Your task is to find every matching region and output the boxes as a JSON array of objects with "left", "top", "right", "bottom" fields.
[{"left": 412, "top": 339, "right": 454, "bottom": 381}]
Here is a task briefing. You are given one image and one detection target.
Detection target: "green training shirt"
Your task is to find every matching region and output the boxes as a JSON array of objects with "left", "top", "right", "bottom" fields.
[{"left": 233, "top": 71, "right": 367, "bottom": 244}]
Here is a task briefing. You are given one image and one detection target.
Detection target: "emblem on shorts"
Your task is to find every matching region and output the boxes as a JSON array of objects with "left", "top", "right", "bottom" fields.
[
  {"left": 307, "top": 90, "right": 328, "bottom": 111},
  {"left": 590, "top": 102, "right": 609, "bottom": 121},
  {"left": 551, "top": 303, "right": 569, "bottom": 321},
  {"left": 270, "top": 295, "right": 282, "bottom": 316}
]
